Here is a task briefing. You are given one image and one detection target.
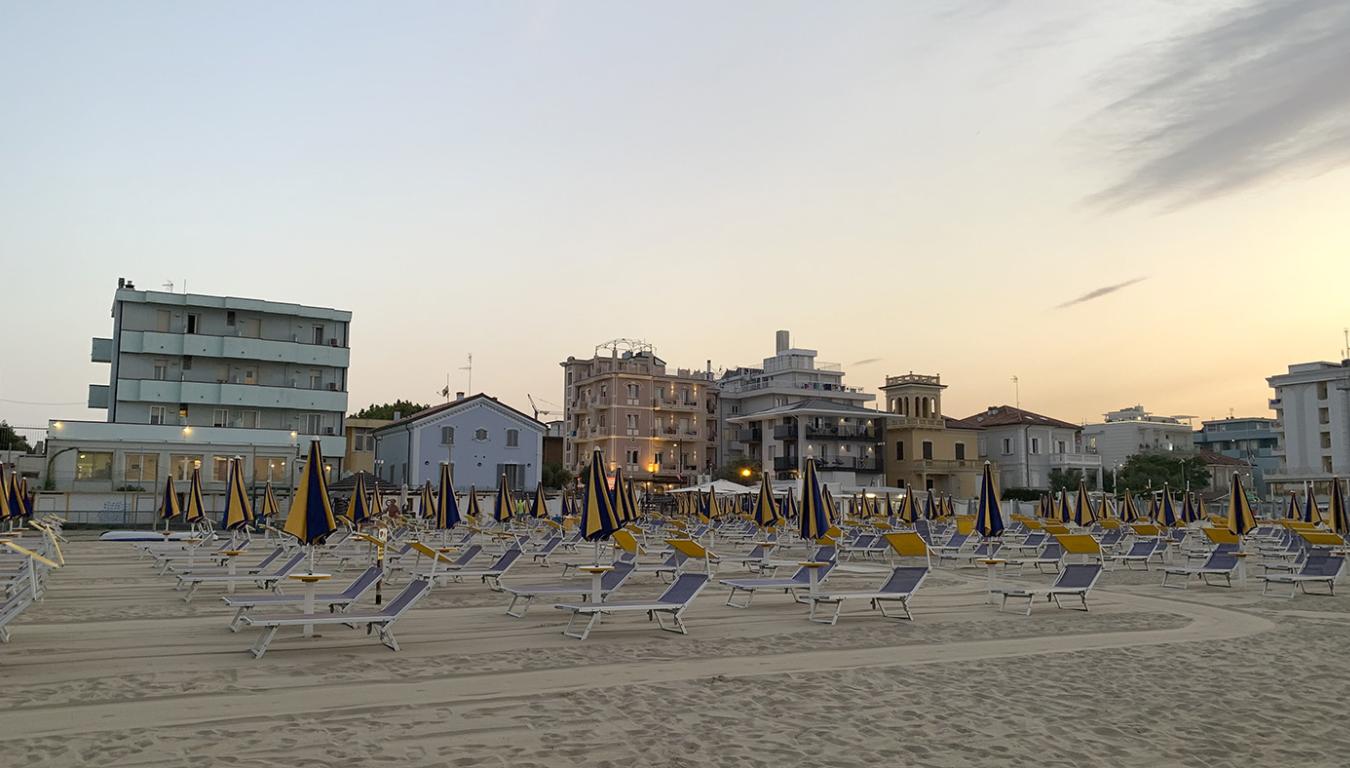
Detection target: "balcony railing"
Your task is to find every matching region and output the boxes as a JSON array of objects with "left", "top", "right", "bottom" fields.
[
  {"left": 736, "top": 427, "right": 762, "bottom": 442},
  {"left": 893, "top": 458, "right": 974, "bottom": 472},
  {"left": 774, "top": 456, "right": 881, "bottom": 472},
  {"left": 772, "top": 424, "right": 797, "bottom": 440},
  {"left": 803, "top": 425, "right": 878, "bottom": 441}
]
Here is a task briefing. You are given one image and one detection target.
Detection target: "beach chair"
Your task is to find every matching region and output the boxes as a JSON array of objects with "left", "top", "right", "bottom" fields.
[
  {"left": 1006, "top": 542, "right": 1064, "bottom": 574},
  {"left": 736, "top": 543, "right": 777, "bottom": 574},
  {"left": 993, "top": 563, "right": 1104, "bottom": 615},
  {"left": 0, "top": 593, "right": 37, "bottom": 643},
  {"left": 554, "top": 572, "right": 710, "bottom": 640},
  {"left": 180, "top": 551, "right": 306, "bottom": 603},
  {"left": 222, "top": 566, "right": 383, "bottom": 631},
  {"left": 241, "top": 578, "right": 431, "bottom": 658},
  {"left": 930, "top": 533, "right": 972, "bottom": 564},
  {"left": 440, "top": 548, "right": 523, "bottom": 591},
  {"left": 1107, "top": 540, "right": 1159, "bottom": 571},
  {"left": 167, "top": 546, "right": 287, "bottom": 578},
  {"left": 1162, "top": 552, "right": 1240, "bottom": 589},
  {"left": 397, "top": 543, "right": 482, "bottom": 582},
  {"left": 502, "top": 561, "right": 636, "bottom": 617},
  {"left": 807, "top": 566, "right": 930, "bottom": 625},
  {"left": 719, "top": 561, "right": 836, "bottom": 608},
  {"left": 528, "top": 536, "right": 563, "bottom": 565},
  {"left": 1260, "top": 554, "right": 1343, "bottom": 597}
]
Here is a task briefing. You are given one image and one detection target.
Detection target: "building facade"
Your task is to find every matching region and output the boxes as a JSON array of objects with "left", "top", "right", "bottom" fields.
[
  {"left": 879, "top": 373, "right": 982, "bottom": 497},
  {"left": 719, "top": 330, "right": 880, "bottom": 487},
  {"left": 964, "top": 405, "right": 1101, "bottom": 491},
  {"left": 372, "top": 394, "right": 545, "bottom": 491},
  {"left": 1082, "top": 405, "right": 1194, "bottom": 473},
  {"left": 1266, "top": 360, "right": 1350, "bottom": 495},
  {"left": 560, "top": 340, "right": 718, "bottom": 490},
  {"left": 343, "top": 417, "right": 391, "bottom": 477},
  {"left": 46, "top": 279, "right": 350, "bottom": 492},
  {"left": 1192, "top": 416, "right": 1279, "bottom": 495}
]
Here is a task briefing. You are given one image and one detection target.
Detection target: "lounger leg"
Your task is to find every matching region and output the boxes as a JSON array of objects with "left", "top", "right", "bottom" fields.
[
  {"left": 725, "top": 586, "right": 754, "bottom": 609},
  {"left": 229, "top": 606, "right": 247, "bottom": 632},
  {"left": 249, "top": 626, "right": 279, "bottom": 659},
  {"left": 378, "top": 624, "right": 400, "bottom": 651},
  {"left": 184, "top": 582, "right": 200, "bottom": 603},
  {"left": 506, "top": 594, "right": 533, "bottom": 618},
  {"left": 563, "top": 610, "right": 599, "bottom": 641},
  {"left": 0, "top": 626, "right": 9, "bottom": 644}
]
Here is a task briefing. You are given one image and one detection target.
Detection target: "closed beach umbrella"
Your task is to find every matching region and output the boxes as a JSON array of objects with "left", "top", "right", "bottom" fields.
[
  {"left": 799, "top": 457, "right": 828, "bottom": 542},
  {"left": 753, "top": 474, "right": 780, "bottom": 529},
  {"left": 465, "top": 487, "right": 482, "bottom": 521},
  {"left": 419, "top": 482, "right": 436, "bottom": 520},
  {"left": 1180, "top": 492, "right": 1197, "bottom": 525},
  {"left": 942, "top": 495, "right": 955, "bottom": 518},
  {"left": 1099, "top": 495, "right": 1116, "bottom": 520},
  {"left": 158, "top": 475, "right": 181, "bottom": 524},
  {"left": 1073, "top": 480, "right": 1096, "bottom": 526},
  {"left": 493, "top": 473, "right": 515, "bottom": 524},
  {"left": 1284, "top": 491, "right": 1300, "bottom": 520},
  {"left": 882, "top": 491, "right": 893, "bottom": 518},
  {"left": 1147, "top": 492, "right": 1160, "bottom": 523},
  {"left": 349, "top": 473, "right": 373, "bottom": 528},
  {"left": 1304, "top": 490, "right": 1324, "bottom": 525},
  {"left": 625, "top": 477, "right": 641, "bottom": 522},
  {"left": 579, "top": 449, "right": 620, "bottom": 544},
  {"left": 0, "top": 467, "right": 10, "bottom": 524},
  {"left": 184, "top": 466, "right": 207, "bottom": 525},
  {"left": 1329, "top": 478, "right": 1348, "bottom": 536},
  {"left": 1119, "top": 491, "right": 1140, "bottom": 524},
  {"left": 260, "top": 481, "right": 280, "bottom": 523},
  {"left": 1225, "top": 473, "right": 1256, "bottom": 537},
  {"left": 924, "top": 489, "right": 939, "bottom": 520},
  {"left": 282, "top": 440, "right": 337, "bottom": 545},
  {"left": 975, "top": 462, "right": 1004, "bottom": 538},
  {"left": 781, "top": 489, "right": 799, "bottom": 524},
  {"left": 1196, "top": 494, "right": 1209, "bottom": 522},
  {"left": 699, "top": 489, "right": 714, "bottom": 521},
  {"left": 1157, "top": 486, "right": 1178, "bottom": 528},
  {"left": 897, "top": 490, "right": 917, "bottom": 524},
  {"left": 530, "top": 484, "right": 549, "bottom": 519},
  {"left": 221, "top": 457, "right": 255, "bottom": 531},
  {"left": 434, "top": 463, "right": 460, "bottom": 530},
  {"left": 1058, "top": 492, "right": 1072, "bottom": 524},
  {"left": 822, "top": 484, "right": 838, "bottom": 525}
]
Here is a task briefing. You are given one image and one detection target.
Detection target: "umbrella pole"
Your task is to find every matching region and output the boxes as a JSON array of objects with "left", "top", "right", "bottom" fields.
[
  {"left": 308, "top": 544, "right": 316, "bottom": 575},
  {"left": 593, "top": 539, "right": 600, "bottom": 567}
]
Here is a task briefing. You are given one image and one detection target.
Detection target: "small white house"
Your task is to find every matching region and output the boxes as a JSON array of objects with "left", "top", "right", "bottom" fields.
[{"left": 372, "top": 394, "right": 545, "bottom": 492}]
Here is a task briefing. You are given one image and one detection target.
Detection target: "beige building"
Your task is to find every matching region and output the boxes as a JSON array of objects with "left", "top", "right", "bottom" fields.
[
  {"left": 880, "top": 373, "right": 982, "bottom": 497},
  {"left": 343, "top": 417, "right": 391, "bottom": 477},
  {"left": 561, "top": 340, "right": 717, "bottom": 490}
]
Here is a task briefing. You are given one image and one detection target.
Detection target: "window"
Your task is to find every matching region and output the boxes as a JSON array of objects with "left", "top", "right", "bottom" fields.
[
  {"left": 955, "top": 443, "right": 966, "bottom": 461},
  {"left": 156, "top": 309, "right": 171, "bottom": 332},
  {"left": 313, "top": 325, "right": 324, "bottom": 344},
  {"left": 309, "top": 370, "right": 322, "bottom": 389},
  {"left": 243, "top": 367, "right": 256, "bottom": 385},
  {"left": 1030, "top": 437, "right": 1040, "bottom": 454},
  {"left": 186, "top": 314, "right": 199, "bottom": 334},
  {"left": 626, "top": 414, "right": 639, "bottom": 435},
  {"left": 506, "top": 429, "right": 519, "bottom": 447},
  {"left": 178, "top": 404, "right": 189, "bottom": 421},
  {"left": 922, "top": 441, "right": 933, "bottom": 460},
  {"left": 124, "top": 452, "right": 158, "bottom": 484},
  {"left": 75, "top": 451, "right": 113, "bottom": 481},
  {"left": 213, "top": 409, "right": 229, "bottom": 428},
  {"left": 238, "top": 410, "right": 259, "bottom": 429},
  {"left": 474, "top": 428, "right": 488, "bottom": 441},
  {"left": 182, "top": 355, "right": 193, "bottom": 370},
  {"left": 303, "top": 413, "right": 322, "bottom": 435},
  {"left": 210, "top": 456, "right": 233, "bottom": 481},
  {"left": 655, "top": 451, "right": 665, "bottom": 467},
  {"left": 226, "top": 310, "right": 236, "bottom": 326},
  {"left": 1323, "top": 457, "right": 1334, "bottom": 473},
  {"left": 1322, "top": 432, "right": 1333, "bottom": 450},
  {"left": 626, "top": 449, "right": 639, "bottom": 465},
  {"left": 170, "top": 455, "right": 203, "bottom": 481},
  {"left": 1002, "top": 438, "right": 1012, "bottom": 455},
  {"left": 440, "top": 426, "right": 454, "bottom": 445},
  {"left": 1319, "top": 407, "right": 1330, "bottom": 425},
  {"left": 1318, "top": 382, "right": 1329, "bottom": 400},
  {"left": 496, "top": 463, "right": 524, "bottom": 491},
  {"left": 254, "top": 456, "right": 287, "bottom": 483},
  {"left": 153, "top": 359, "right": 169, "bottom": 380},
  {"left": 626, "top": 383, "right": 640, "bottom": 402},
  {"left": 895, "top": 442, "right": 905, "bottom": 461},
  {"left": 149, "top": 405, "right": 165, "bottom": 425}
]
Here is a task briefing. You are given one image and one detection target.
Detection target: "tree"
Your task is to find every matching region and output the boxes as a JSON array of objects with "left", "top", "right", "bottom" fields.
[
  {"left": 540, "top": 462, "right": 573, "bottom": 489},
  {"left": 0, "top": 421, "right": 33, "bottom": 453},
  {"left": 1116, "top": 452, "right": 1211, "bottom": 494},
  {"left": 1001, "top": 487, "right": 1041, "bottom": 502},
  {"left": 1048, "top": 468, "right": 1098, "bottom": 494},
  {"left": 714, "top": 459, "right": 759, "bottom": 483},
  {"left": 349, "top": 400, "right": 430, "bottom": 420}
]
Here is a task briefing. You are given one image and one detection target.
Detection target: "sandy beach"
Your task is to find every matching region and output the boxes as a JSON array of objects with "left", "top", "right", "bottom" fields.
[{"left": 4, "top": 537, "right": 1349, "bottom": 767}]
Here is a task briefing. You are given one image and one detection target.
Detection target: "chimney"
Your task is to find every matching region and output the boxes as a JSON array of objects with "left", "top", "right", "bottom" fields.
[
  {"left": 706, "top": 359, "right": 712, "bottom": 380},
  {"left": 776, "top": 330, "right": 790, "bottom": 353},
  {"left": 392, "top": 410, "right": 402, "bottom": 421},
  {"left": 117, "top": 277, "right": 126, "bottom": 289},
  {"left": 455, "top": 391, "right": 465, "bottom": 401}
]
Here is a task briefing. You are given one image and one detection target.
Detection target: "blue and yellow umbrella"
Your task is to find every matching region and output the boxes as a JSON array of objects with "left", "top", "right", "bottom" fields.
[
  {"left": 1329, "top": 478, "right": 1348, "bottom": 536},
  {"left": 1119, "top": 490, "right": 1140, "bottom": 524},
  {"left": 465, "top": 486, "right": 482, "bottom": 521},
  {"left": 221, "top": 457, "right": 254, "bottom": 531},
  {"left": 1225, "top": 473, "right": 1256, "bottom": 537},
  {"left": 1304, "top": 490, "right": 1324, "bottom": 525},
  {"left": 1179, "top": 492, "right": 1197, "bottom": 525},
  {"left": 781, "top": 489, "right": 799, "bottom": 524},
  {"left": 435, "top": 463, "right": 460, "bottom": 530},
  {"left": 975, "top": 462, "right": 1004, "bottom": 538},
  {"left": 1157, "top": 486, "right": 1178, "bottom": 528},
  {"left": 260, "top": 481, "right": 280, "bottom": 523},
  {"left": 349, "top": 473, "right": 373, "bottom": 528},
  {"left": 0, "top": 467, "right": 10, "bottom": 524},
  {"left": 753, "top": 474, "right": 781, "bottom": 529},
  {"left": 158, "top": 475, "right": 181, "bottom": 523},
  {"left": 822, "top": 484, "right": 838, "bottom": 526},
  {"left": 183, "top": 466, "right": 207, "bottom": 525},
  {"left": 282, "top": 440, "right": 337, "bottom": 545},
  {"left": 1099, "top": 495, "right": 1117, "bottom": 520},
  {"left": 611, "top": 468, "right": 635, "bottom": 524},
  {"left": 493, "top": 474, "right": 515, "bottom": 524},
  {"left": 896, "top": 490, "right": 918, "bottom": 525},
  {"left": 923, "top": 489, "right": 939, "bottom": 521},
  {"left": 1057, "top": 492, "right": 1072, "bottom": 524},
  {"left": 579, "top": 449, "right": 620, "bottom": 543},
  {"left": 1284, "top": 491, "right": 1299, "bottom": 521},
  {"left": 530, "top": 484, "right": 549, "bottom": 520},
  {"left": 798, "top": 457, "right": 828, "bottom": 542},
  {"left": 1073, "top": 480, "right": 1096, "bottom": 527}
]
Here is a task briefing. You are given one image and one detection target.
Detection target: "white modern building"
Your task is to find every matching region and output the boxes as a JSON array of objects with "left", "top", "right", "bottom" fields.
[
  {"left": 1082, "top": 405, "right": 1194, "bottom": 473},
  {"left": 1266, "top": 360, "right": 1350, "bottom": 494},
  {"left": 964, "top": 405, "right": 1101, "bottom": 490},
  {"left": 46, "top": 279, "right": 350, "bottom": 492},
  {"left": 719, "top": 330, "right": 884, "bottom": 487},
  {"left": 372, "top": 393, "right": 545, "bottom": 492}
]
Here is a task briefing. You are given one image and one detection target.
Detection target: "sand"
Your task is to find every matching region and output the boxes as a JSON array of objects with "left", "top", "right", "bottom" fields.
[{"left": 3, "top": 537, "right": 1348, "bottom": 767}]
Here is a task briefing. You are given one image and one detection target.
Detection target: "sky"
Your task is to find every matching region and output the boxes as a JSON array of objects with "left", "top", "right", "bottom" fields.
[{"left": 2, "top": 1, "right": 1348, "bottom": 441}]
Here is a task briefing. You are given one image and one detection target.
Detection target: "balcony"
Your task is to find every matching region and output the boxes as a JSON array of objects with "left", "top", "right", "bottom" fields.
[
  {"left": 736, "top": 427, "right": 762, "bottom": 443},
  {"left": 1269, "top": 398, "right": 1282, "bottom": 409},
  {"left": 116, "top": 378, "right": 347, "bottom": 412},
  {"left": 892, "top": 458, "right": 975, "bottom": 473},
  {"left": 87, "top": 384, "right": 109, "bottom": 409},
  {"left": 774, "top": 456, "right": 881, "bottom": 473},
  {"left": 91, "top": 337, "right": 113, "bottom": 363},
  {"left": 119, "top": 330, "right": 350, "bottom": 368},
  {"left": 803, "top": 424, "right": 878, "bottom": 441},
  {"left": 1047, "top": 453, "right": 1103, "bottom": 470},
  {"left": 772, "top": 424, "right": 797, "bottom": 440},
  {"left": 887, "top": 416, "right": 945, "bottom": 430},
  {"left": 653, "top": 397, "right": 700, "bottom": 411}
]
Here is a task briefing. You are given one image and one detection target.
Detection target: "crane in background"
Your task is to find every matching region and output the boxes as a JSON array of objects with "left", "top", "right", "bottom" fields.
[{"left": 527, "top": 394, "right": 562, "bottom": 421}]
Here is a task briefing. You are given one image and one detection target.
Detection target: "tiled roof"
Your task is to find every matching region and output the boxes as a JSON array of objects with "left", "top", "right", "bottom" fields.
[
  {"left": 373, "top": 394, "right": 543, "bottom": 432},
  {"left": 1197, "top": 448, "right": 1251, "bottom": 467},
  {"left": 961, "top": 405, "right": 1079, "bottom": 431}
]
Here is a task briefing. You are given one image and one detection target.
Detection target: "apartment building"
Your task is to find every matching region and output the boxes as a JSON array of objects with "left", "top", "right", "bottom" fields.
[
  {"left": 965, "top": 405, "right": 1101, "bottom": 491},
  {"left": 1192, "top": 416, "right": 1280, "bottom": 495},
  {"left": 46, "top": 279, "right": 350, "bottom": 491},
  {"left": 879, "top": 373, "right": 982, "bottom": 497},
  {"left": 1266, "top": 360, "right": 1350, "bottom": 495},
  {"left": 560, "top": 340, "right": 717, "bottom": 490},
  {"left": 1082, "top": 405, "right": 1194, "bottom": 471}
]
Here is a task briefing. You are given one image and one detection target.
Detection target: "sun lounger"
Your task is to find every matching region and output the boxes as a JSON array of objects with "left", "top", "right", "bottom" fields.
[
  {"left": 503, "top": 561, "right": 636, "bottom": 617},
  {"left": 1107, "top": 540, "right": 1159, "bottom": 570},
  {"left": 1162, "top": 552, "right": 1239, "bottom": 589},
  {"left": 1006, "top": 542, "right": 1064, "bottom": 574},
  {"left": 168, "top": 546, "right": 287, "bottom": 578},
  {"left": 179, "top": 551, "right": 307, "bottom": 603},
  {"left": 993, "top": 563, "right": 1104, "bottom": 615},
  {"left": 719, "top": 560, "right": 836, "bottom": 608},
  {"left": 737, "top": 543, "right": 776, "bottom": 573},
  {"left": 807, "top": 566, "right": 930, "bottom": 625},
  {"left": 554, "top": 573, "right": 710, "bottom": 640},
  {"left": 396, "top": 543, "right": 482, "bottom": 582},
  {"left": 529, "top": 536, "right": 563, "bottom": 565},
  {"left": 439, "top": 548, "right": 522, "bottom": 591},
  {"left": 222, "top": 565, "right": 382, "bottom": 631},
  {"left": 240, "top": 578, "right": 431, "bottom": 658},
  {"left": 1260, "top": 554, "right": 1343, "bottom": 597}
]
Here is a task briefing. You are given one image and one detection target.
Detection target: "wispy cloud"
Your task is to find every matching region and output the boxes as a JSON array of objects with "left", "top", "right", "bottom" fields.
[
  {"left": 1088, "top": 1, "right": 1350, "bottom": 209},
  {"left": 1055, "top": 277, "right": 1147, "bottom": 309},
  {"left": 850, "top": 357, "right": 883, "bottom": 367}
]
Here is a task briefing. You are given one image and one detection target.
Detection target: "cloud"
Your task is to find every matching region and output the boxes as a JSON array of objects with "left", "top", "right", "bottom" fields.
[
  {"left": 1088, "top": 1, "right": 1350, "bottom": 209},
  {"left": 1055, "top": 277, "right": 1147, "bottom": 309},
  {"left": 850, "top": 357, "right": 883, "bottom": 367}
]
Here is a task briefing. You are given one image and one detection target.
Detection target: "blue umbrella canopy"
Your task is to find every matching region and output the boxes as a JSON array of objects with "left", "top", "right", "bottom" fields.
[
  {"left": 1119, "top": 491, "right": 1140, "bottom": 523},
  {"left": 698, "top": 488, "right": 713, "bottom": 521},
  {"left": 1179, "top": 492, "right": 1197, "bottom": 525},
  {"left": 349, "top": 472, "right": 373, "bottom": 528},
  {"left": 282, "top": 440, "right": 337, "bottom": 545},
  {"left": 974, "top": 462, "right": 1004, "bottom": 538},
  {"left": 493, "top": 474, "right": 515, "bottom": 523},
  {"left": 821, "top": 484, "right": 838, "bottom": 526},
  {"left": 260, "top": 481, "right": 280, "bottom": 522},
  {"left": 1058, "top": 492, "right": 1072, "bottom": 524},
  {"left": 799, "top": 457, "right": 829, "bottom": 541},
  {"left": 1304, "top": 490, "right": 1324, "bottom": 525},
  {"left": 1226, "top": 473, "right": 1256, "bottom": 536},
  {"left": 579, "top": 450, "right": 620, "bottom": 542},
  {"left": 610, "top": 467, "right": 635, "bottom": 524},
  {"left": 780, "top": 489, "right": 798, "bottom": 523},
  {"left": 896, "top": 491, "right": 917, "bottom": 524},
  {"left": 158, "top": 475, "right": 181, "bottom": 522},
  {"left": 221, "top": 457, "right": 255, "bottom": 531},
  {"left": 1329, "top": 478, "right": 1348, "bottom": 536},
  {"left": 465, "top": 486, "right": 482, "bottom": 521},
  {"left": 752, "top": 474, "right": 781, "bottom": 528},
  {"left": 1073, "top": 480, "right": 1096, "bottom": 526},
  {"left": 0, "top": 467, "right": 10, "bottom": 523},
  {"left": 435, "top": 463, "right": 461, "bottom": 530},
  {"left": 1284, "top": 491, "right": 1300, "bottom": 520},
  {"left": 1157, "top": 486, "right": 1178, "bottom": 528},
  {"left": 530, "top": 484, "right": 549, "bottom": 519},
  {"left": 419, "top": 482, "right": 437, "bottom": 520},
  {"left": 183, "top": 466, "right": 207, "bottom": 524},
  {"left": 923, "top": 489, "right": 939, "bottom": 520}
]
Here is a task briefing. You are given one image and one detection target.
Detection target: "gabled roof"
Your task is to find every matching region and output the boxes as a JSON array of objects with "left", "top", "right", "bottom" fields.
[
  {"left": 373, "top": 393, "right": 544, "bottom": 433},
  {"left": 728, "top": 397, "right": 896, "bottom": 423},
  {"left": 943, "top": 415, "right": 985, "bottom": 430},
  {"left": 1197, "top": 448, "right": 1251, "bottom": 468},
  {"left": 961, "top": 405, "right": 1079, "bottom": 431}
]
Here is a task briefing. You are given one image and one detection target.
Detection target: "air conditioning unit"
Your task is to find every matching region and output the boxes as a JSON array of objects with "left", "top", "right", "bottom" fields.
[
  {"left": 327, "top": 382, "right": 337, "bottom": 391},
  {"left": 324, "top": 427, "right": 335, "bottom": 435},
  {"left": 328, "top": 338, "right": 338, "bottom": 347}
]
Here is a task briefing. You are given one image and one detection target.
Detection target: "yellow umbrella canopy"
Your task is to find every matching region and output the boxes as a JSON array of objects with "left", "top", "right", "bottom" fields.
[
  {"left": 530, "top": 484, "right": 549, "bottom": 519},
  {"left": 282, "top": 440, "right": 337, "bottom": 545},
  {"left": 183, "top": 466, "right": 207, "bottom": 524},
  {"left": 579, "top": 449, "right": 620, "bottom": 542},
  {"left": 752, "top": 474, "right": 780, "bottom": 528},
  {"left": 158, "top": 475, "right": 181, "bottom": 522},
  {"left": 260, "top": 481, "right": 280, "bottom": 521},
  {"left": 1225, "top": 473, "right": 1256, "bottom": 536},
  {"left": 221, "top": 457, "right": 255, "bottom": 531},
  {"left": 465, "top": 486, "right": 482, "bottom": 520}
]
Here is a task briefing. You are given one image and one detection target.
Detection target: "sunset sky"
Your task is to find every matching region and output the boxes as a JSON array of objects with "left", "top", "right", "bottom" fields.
[{"left": 3, "top": 1, "right": 1348, "bottom": 439}]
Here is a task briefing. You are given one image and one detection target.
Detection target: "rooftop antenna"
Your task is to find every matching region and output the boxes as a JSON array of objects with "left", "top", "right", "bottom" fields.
[
  {"left": 1343, "top": 327, "right": 1349, "bottom": 360},
  {"left": 460, "top": 353, "right": 473, "bottom": 396},
  {"left": 162, "top": 280, "right": 174, "bottom": 292},
  {"left": 1011, "top": 375, "right": 1020, "bottom": 410}
]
